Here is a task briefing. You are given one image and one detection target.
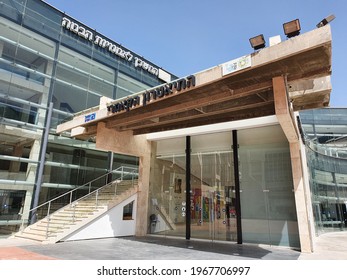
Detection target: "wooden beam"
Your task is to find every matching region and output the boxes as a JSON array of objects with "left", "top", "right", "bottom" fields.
[
  {"left": 118, "top": 98, "right": 274, "bottom": 132},
  {"left": 106, "top": 81, "right": 272, "bottom": 129},
  {"left": 132, "top": 104, "right": 275, "bottom": 134}
]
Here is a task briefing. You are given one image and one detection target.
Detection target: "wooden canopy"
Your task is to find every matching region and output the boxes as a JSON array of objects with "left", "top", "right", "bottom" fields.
[{"left": 57, "top": 25, "right": 332, "bottom": 138}]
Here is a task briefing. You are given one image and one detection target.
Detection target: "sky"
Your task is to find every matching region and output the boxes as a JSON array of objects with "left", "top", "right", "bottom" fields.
[{"left": 45, "top": 0, "right": 347, "bottom": 107}]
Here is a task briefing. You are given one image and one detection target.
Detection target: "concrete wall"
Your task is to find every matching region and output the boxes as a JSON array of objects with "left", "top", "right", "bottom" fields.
[{"left": 64, "top": 194, "right": 137, "bottom": 241}]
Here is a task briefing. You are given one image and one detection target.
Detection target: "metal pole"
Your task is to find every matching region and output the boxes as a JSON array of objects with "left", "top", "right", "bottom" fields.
[
  {"left": 30, "top": 102, "right": 53, "bottom": 224},
  {"left": 107, "top": 152, "right": 114, "bottom": 184},
  {"left": 185, "top": 136, "right": 191, "bottom": 240},
  {"left": 232, "top": 130, "right": 243, "bottom": 244}
]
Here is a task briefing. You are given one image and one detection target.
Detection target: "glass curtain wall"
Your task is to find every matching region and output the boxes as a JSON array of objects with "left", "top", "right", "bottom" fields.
[
  {"left": 0, "top": 0, "right": 165, "bottom": 235},
  {"left": 307, "top": 148, "right": 347, "bottom": 234},
  {"left": 300, "top": 108, "right": 347, "bottom": 235}
]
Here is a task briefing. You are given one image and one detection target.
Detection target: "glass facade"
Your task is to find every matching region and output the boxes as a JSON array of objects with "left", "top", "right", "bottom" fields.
[
  {"left": 300, "top": 108, "right": 347, "bottom": 235},
  {"left": 149, "top": 125, "right": 300, "bottom": 248},
  {"left": 238, "top": 126, "right": 299, "bottom": 247},
  {"left": 0, "top": 0, "right": 172, "bottom": 235}
]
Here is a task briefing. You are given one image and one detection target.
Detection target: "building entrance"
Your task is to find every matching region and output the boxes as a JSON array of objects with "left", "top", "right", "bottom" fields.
[
  {"left": 149, "top": 125, "right": 300, "bottom": 248},
  {"left": 149, "top": 132, "right": 238, "bottom": 242}
]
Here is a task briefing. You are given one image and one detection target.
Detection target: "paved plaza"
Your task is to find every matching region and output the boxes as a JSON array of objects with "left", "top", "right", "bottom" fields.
[{"left": 0, "top": 231, "right": 346, "bottom": 260}]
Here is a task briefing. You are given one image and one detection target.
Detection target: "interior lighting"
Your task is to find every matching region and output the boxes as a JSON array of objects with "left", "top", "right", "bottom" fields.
[
  {"left": 316, "top": 14, "right": 336, "bottom": 28},
  {"left": 283, "top": 19, "right": 301, "bottom": 38},
  {"left": 249, "top": 34, "right": 266, "bottom": 50}
]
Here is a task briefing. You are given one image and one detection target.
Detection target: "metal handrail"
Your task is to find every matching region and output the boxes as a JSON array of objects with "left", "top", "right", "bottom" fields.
[{"left": 20, "top": 166, "right": 138, "bottom": 232}]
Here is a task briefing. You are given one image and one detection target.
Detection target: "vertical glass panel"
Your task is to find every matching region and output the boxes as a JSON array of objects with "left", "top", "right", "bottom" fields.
[
  {"left": 0, "top": 190, "right": 26, "bottom": 221},
  {"left": 41, "top": 142, "right": 109, "bottom": 202},
  {"left": 0, "top": 137, "right": 35, "bottom": 181},
  {"left": 17, "top": 30, "right": 55, "bottom": 58},
  {"left": 149, "top": 137, "right": 186, "bottom": 237},
  {"left": 24, "top": 0, "right": 62, "bottom": 41},
  {"left": 112, "top": 153, "right": 139, "bottom": 170},
  {"left": 116, "top": 72, "right": 150, "bottom": 99},
  {"left": 56, "top": 64, "right": 89, "bottom": 88},
  {"left": 190, "top": 132, "right": 236, "bottom": 242},
  {"left": 0, "top": 0, "right": 25, "bottom": 23},
  {"left": 52, "top": 81, "right": 87, "bottom": 115},
  {"left": 239, "top": 125, "right": 300, "bottom": 248},
  {"left": 58, "top": 46, "right": 114, "bottom": 94},
  {"left": 0, "top": 98, "right": 39, "bottom": 125}
]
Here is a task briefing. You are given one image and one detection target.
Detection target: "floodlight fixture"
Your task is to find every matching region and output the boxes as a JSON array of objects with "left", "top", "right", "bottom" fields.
[
  {"left": 249, "top": 34, "right": 266, "bottom": 50},
  {"left": 283, "top": 19, "right": 301, "bottom": 38},
  {"left": 316, "top": 14, "right": 336, "bottom": 28}
]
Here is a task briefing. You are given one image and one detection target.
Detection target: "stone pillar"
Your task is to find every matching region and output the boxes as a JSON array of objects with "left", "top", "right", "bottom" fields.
[
  {"left": 289, "top": 142, "right": 313, "bottom": 252},
  {"left": 23, "top": 139, "right": 41, "bottom": 220},
  {"left": 273, "top": 76, "right": 313, "bottom": 253},
  {"left": 95, "top": 122, "right": 151, "bottom": 236},
  {"left": 9, "top": 144, "right": 24, "bottom": 175}
]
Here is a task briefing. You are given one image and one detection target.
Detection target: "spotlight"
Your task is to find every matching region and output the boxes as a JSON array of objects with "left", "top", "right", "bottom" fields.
[
  {"left": 249, "top": 34, "right": 266, "bottom": 50},
  {"left": 316, "top": 14, "right": 336, "bottom": 28},
  {"left": 283, "top": 19, "right": 301, "bottom": 38}
]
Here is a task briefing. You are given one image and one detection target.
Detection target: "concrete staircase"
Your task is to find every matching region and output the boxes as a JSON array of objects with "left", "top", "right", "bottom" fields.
[{"left": 15, "top": 179, "right": 138, "bottom": 244}]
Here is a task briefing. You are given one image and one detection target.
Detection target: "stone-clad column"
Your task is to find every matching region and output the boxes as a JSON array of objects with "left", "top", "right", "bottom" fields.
[
  {"left": 95, "top": 122, "right": 151, "bottom": 236},
  {"left": 273, "top": 76, "right": 313, "bottom": 253}
]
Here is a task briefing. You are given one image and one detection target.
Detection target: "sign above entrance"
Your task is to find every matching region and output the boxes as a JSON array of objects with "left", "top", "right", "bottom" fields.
[
  {"left": 61, "top": 17, "right": 163, "bottom": 78},
  {"left": 221, "top": 55, "right": 251, "bottom": 76},
  {"left": 106, "top": 75, "right": 196, "bottom": 115}
]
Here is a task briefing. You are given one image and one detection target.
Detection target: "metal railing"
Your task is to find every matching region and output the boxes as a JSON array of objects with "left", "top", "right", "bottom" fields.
[{"left": 20, "top": 166, "right": 138, "bottom": 237}]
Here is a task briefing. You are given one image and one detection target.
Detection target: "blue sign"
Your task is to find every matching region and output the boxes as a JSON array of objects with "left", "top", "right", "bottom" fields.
[{"left": 84, "top": 113, "right": 96, "bottom": 123}]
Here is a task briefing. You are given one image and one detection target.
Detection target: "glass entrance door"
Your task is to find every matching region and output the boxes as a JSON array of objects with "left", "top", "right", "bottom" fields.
[
  {"left": 149, "top": 132, "right": 238, "bottom": 242},
  {"left": 190, "top": 183, "right": 237, "bottom": 241},
  {"left": 190, "top": 133, "right": 237, "bottom": 242}
]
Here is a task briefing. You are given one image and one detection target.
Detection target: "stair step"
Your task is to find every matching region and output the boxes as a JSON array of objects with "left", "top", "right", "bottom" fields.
[
  {"left": 17, "top": 230, "right": 48, "bottom": 238},
  {"left": 61, "top": 209, "right": 97, "bottom": 213},
  {"left": 38, "top": 219, "right": 78, "bottom": 225},
  {"left": 15, "top": 233, "right": 48, "bottom": 242},
  {"left": 55, "top": 213, "right": 95, "bottom": 218},
  {"left": 23, "top": 228, "right": 64, "bottom": 235}
]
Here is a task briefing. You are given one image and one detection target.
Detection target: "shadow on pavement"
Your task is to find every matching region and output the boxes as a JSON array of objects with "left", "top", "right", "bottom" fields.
[{"left": 123, "top": 236, "right": 300, "bottom": 260}]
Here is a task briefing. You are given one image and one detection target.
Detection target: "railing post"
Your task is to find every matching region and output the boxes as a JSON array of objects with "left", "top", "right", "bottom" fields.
[
  {"left": 95, "top": 190, "right": 99, "bottom": 209},
  {"left": 72, "top": 204, "right": 76, "bottom": 223},
  {"left": 88, "top": 182, "right": 91, "bottom": 194},
  {"left": 131, "top": 170, "right": 134, "bottom": 187},
  {"left": 20, "top": 212, "right": 26, "bottom": 232},
  {"left": 45, "top": 201, "right": 51, "bottom": 239},
  {"left": 69, "top": 190, "right": 73, "bottom": 205}
]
